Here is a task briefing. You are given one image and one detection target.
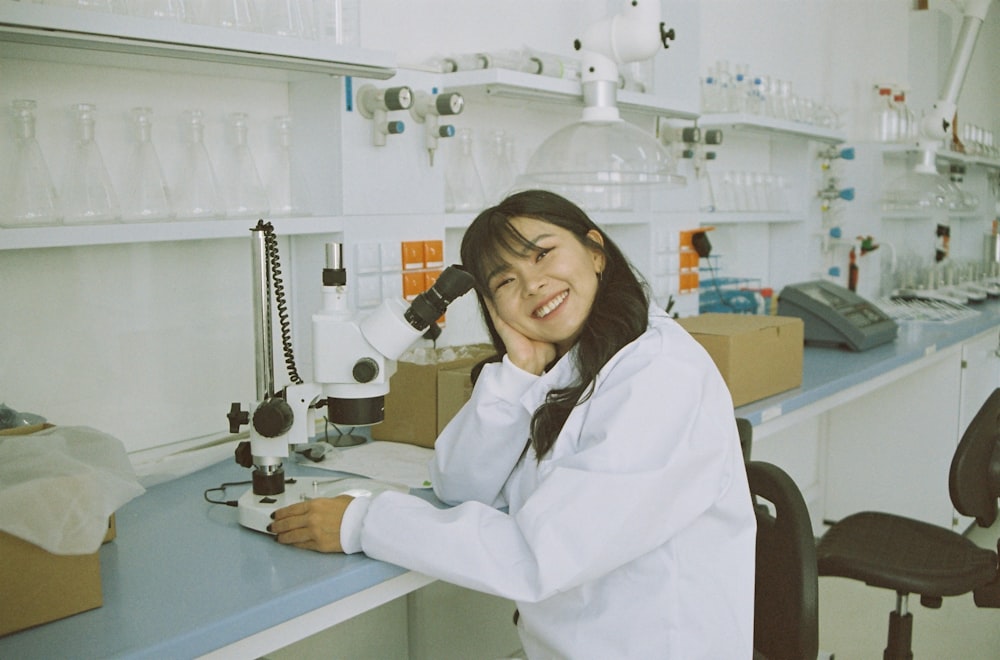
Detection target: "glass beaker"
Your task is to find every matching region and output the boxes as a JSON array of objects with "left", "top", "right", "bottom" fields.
[
  {"left": 445, "top": 128, "right": 485, "bottom": 213},
  {"left": 266, "top": 115, "right": 312, "bottom": 217},
  {"left": 121, "top": 107, "right": 173, "bottom": 222},
  {"left": 2, "top": 99, "right": 61, "bottom": 228},
  {"left": 61, "top": 103, "right": 121, "bottom": 225},
  {"left": 173, "top": 109, "right": 224, "bottom": 220},
  {"left": 221, "top": 112, "right": 269, "bottom": 218}
]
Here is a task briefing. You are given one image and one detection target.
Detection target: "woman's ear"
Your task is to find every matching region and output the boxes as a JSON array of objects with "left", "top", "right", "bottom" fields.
[{"left": 586, "top": 229, "right": 606, "bottom": 273}]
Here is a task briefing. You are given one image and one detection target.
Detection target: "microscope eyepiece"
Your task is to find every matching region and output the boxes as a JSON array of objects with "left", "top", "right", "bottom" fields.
[{"left": 403, "top": 265, "right": 474, "bottom": 331}]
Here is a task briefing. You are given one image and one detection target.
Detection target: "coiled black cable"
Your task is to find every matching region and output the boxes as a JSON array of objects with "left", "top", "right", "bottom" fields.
[{"left": 260, "top": 221, "right": 304, "bottom": 385}]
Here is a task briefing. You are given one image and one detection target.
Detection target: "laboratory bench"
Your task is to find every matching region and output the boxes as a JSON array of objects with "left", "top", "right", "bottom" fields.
[{"left": 4, "top": 300, "right": 1000, "bottom": 659}]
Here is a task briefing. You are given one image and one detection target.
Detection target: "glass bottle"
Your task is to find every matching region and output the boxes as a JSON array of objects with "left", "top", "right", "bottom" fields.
[
  {"left": 61, "top": 103, "right": 120, "bottom": 225},
  {"left": 173, "top": 109, "right": 224, "bottom": 220},
  {"left": 121, "top": 107, "right": 172, "bottom": 222},
  {"left": 266, "top": 115, "right": 311, "bottom": 217},
  {"left": 873, "top": 86, "right": 898, "bottom": 142},
  {"left": 2, "top": 100, "right": 60, "bottom": 228},
  {"left": 221, "top": 112, "right": 269, "bottom": 218},
  {"left": 445, "top": 128, "right": 485, "bottom": 213}
]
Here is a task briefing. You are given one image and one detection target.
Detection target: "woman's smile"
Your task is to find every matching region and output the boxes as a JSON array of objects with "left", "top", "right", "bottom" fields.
[{"left": 533, "top": 290, "right": 569, "bottom": 319}]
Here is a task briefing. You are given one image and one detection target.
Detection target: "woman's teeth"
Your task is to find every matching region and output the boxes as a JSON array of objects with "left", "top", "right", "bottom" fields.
[{"left": 534, "top": 291, "right": 568, "bottom": 318}]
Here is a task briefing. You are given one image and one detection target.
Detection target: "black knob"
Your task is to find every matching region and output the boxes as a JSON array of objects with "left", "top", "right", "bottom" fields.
[
  {"left": 252, "top": 398, "right": 294, "bottom": 438},
  {"left": 234, "top": 441, "right": 253, "bottom": 468},
  {"left": 352, "top": 357, "right": 379, "bottom": 383},
  {"left": 227, "top": 402, "right": 249, "bottom": 433}
]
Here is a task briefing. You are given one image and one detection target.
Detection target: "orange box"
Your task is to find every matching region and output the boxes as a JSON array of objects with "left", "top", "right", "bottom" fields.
[
  {"left": 401, "top": 241, "right": 425, "bottom": 270},
  {"left": 402, "top": 271, "right": 426, "bottom": 300},
  {"left": 424, "top": 240, "right": 444, "bottom": 268}
]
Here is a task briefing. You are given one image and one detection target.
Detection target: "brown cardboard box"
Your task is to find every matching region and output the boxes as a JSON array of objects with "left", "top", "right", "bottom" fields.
[
  {"left": 677, "top": 313, "right": 804, "bottom": 407},
  {"left": 0, "top": 515, "right": 116, "bottom": 637},
  {"left": 372, "top": 344, "right": 495, "bottom": 447},
  {"left": 0, "top": 423, "right": 116, "bottom": 636}
]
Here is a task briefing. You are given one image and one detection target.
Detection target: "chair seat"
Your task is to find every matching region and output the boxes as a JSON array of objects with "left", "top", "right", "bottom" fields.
[{"left": 817, "top": 511, "right": 998, "bottom": 598}]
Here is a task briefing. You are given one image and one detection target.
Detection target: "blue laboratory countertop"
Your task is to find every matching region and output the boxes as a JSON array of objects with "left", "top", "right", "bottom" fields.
[
  {"left": 735, "top": 300, "right": 1000, "bottom": 426},
  {"left": 4, "top": 300, "right": 1000, "bottom": 659},
  {"left": 0, "top": 458, "right": 426, "bottom": 659}
]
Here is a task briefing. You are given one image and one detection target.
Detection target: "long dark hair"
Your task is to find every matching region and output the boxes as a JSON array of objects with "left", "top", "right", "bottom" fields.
[{"left": 460, "top": 190, "right": 650, "bottom": 460}]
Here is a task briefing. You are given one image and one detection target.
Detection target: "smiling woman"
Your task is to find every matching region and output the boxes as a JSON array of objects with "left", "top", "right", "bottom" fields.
[{"left": 270, "top": 189, "right": 756, "bottom": 659}]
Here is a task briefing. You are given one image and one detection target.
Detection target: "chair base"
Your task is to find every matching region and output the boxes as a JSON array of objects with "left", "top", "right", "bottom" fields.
[{"left": 884, "top": 609, "right": 913, "bottom": 660}]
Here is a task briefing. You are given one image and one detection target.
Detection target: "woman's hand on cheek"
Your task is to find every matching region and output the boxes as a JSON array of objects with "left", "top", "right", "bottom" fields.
[
  {"left": 269, "top": 495, "right": 354, "bottom": 553},
  {"left": 485, "top": 299, "right": 556, "bottom": 375}
]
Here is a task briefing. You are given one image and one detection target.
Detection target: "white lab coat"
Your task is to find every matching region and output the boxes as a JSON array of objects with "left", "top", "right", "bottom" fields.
[{"left": 340, "top": 306, "right": 756, "bottom": 659}]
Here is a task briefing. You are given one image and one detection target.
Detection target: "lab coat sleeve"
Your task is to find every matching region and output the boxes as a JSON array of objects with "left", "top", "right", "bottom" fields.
[
  {"left": 353, "top": 331, "right": 747, "bottom": 603},
  {"left": 429, "top": 355, "right": 538, "bottom": 507}
]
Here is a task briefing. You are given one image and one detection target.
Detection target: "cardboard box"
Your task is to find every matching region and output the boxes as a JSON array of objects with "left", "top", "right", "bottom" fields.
[
  {"left": 0, "top": 423, "right": 116, "bottom": 636},
  {"left": 677, "top": 313, "right": 804, "bottom": 407},
  {"left": 372, "top": 344, "right": 496, "bottom": 447},
  {"left": 0, "top": 516, "right": 116, "bottom": 637}
]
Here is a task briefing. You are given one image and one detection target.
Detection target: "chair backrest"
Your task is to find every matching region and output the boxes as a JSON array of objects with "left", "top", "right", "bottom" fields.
[
  {"left": 949, "top": 387, "right": 1000, "bottom": 528},
  {"left": 737, "top": 417, "right": 753, "bottom": 464},
  {"left": 748, "top": 460, "right": 819, "bottom": 660}
]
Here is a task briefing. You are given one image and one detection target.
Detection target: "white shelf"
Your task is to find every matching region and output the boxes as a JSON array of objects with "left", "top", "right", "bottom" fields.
[
  {"left": 0, "top": 3, "right": 395, "bottom": 79},
  {"left": 697, "top": 113, "right": 846, "bottom": 144},
  {"left": 0, "top": 216, "right": 350, "bottom": 250},
  {"left": 875, "top": 142, "right": 1000, "bottom": 170},
  {"left": 439, "top": 67, "right": 699, "bottom": 119},
  {"left": 698, "top": 211, "right": 805, "bottom": 225}
]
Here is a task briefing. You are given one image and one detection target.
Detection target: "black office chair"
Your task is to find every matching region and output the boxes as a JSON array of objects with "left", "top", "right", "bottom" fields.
[
  {"left": 737, "top": 418, "right": 820, "bottom": 660},
  {"left": 815, "top": 387, "right": 1000, "bottom": 659}
]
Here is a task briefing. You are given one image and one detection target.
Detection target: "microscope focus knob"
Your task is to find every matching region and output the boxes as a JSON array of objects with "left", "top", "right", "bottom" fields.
[
  {"left": 352, "top": 357, "right": 380, "bottom": 384},
  {"left": 234, "top": 441, "right": 254, "bottom": 468},
  {"left": 227, "top": 402, "right": 249, "bottom": 433},
  {"left": 252, "top": 398, "right": 294, "bottom": 438}
]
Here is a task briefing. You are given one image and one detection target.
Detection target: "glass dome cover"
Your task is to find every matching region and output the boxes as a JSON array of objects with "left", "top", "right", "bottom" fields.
[{"left": 519, "top": 119, "right": 685, "bottom": 188}]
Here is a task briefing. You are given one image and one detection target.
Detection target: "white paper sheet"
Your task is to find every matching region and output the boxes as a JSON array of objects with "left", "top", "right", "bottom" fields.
[{"left": 299, "top": 441, "right": 434, "bottom": 489}]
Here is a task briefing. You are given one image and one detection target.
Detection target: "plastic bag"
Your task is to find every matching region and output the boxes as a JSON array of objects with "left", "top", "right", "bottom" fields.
[{"left": 0, "top": 426, "right": 145, "bottom": 554}]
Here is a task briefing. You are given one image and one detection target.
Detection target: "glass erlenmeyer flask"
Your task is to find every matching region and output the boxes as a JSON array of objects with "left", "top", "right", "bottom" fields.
[
  {"left": 266, "top": 116, "right": 312, "bottom": 217},
  {"left": 206, "top": 0, "right": 260, "bottom": 31},
  {"left": 2, "top": 100, "right": 60, "bottom": 228},
  {"left": 61, "top": 103, "right": 120, "bottom": 225},
  {"left": 478, "top": 128, "right": 516, "bottom": 204},
  {"left": 445, "top": 128, "right": 485, "bottom": 212},
  {"left": 222, "top": 112, "right": 269, "bottom": 218},
  {"left": 121, "top": 107, "right": 173, "bottom": 222},
  {"left": 173, "top": 109, "right": 224, "bottom": 220}
]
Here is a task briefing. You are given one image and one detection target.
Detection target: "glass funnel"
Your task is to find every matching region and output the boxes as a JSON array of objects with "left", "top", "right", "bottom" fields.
[
  {"left": 173, "top": 109, "right": 224, "bottom": 220},
  {"left": 61, "top": 103, "right": 120, "bottom": 225},
  {"left": 121, "top": 107, "right": 173, "bottom": 222},
  {"left": 2, "top": 99, "right": 61, "bottom": 228}
]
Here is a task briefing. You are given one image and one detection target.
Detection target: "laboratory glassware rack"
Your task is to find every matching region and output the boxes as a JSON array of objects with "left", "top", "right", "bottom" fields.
[{"left": 1, "top": 2, "right": 849, "bottom": 253}]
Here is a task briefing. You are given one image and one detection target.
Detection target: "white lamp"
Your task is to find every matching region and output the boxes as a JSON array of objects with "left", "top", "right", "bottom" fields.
[
  {"left": 883, "top": 0, "right": 992, "bottom": 212},
  {"left": 518, "top": 1, "right": 684, "bottom": 207}
]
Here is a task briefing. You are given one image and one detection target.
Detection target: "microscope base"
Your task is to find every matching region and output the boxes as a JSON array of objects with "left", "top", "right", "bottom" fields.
[{"left": 237, "top": 476, "right": 404, "bottom": 534}]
